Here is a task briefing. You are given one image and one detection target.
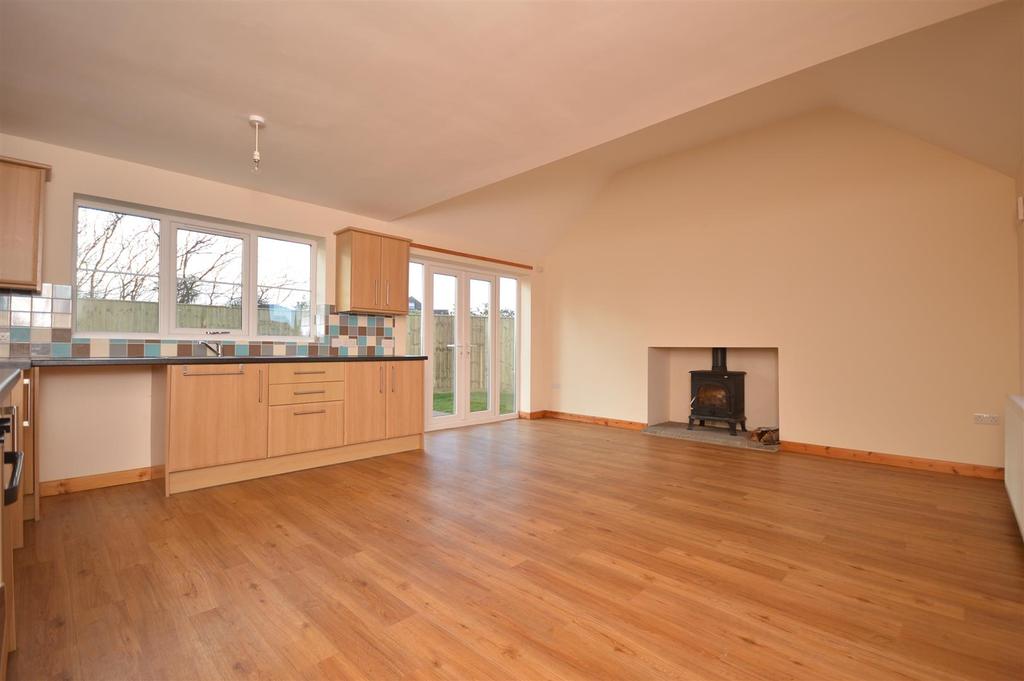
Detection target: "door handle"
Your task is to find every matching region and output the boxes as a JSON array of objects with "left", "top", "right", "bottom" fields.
[
  {"left": 386, "top": 280, "right": 390, "bottom": 305},
  {"left": 293, "top": 409, "right": 327, "bottom": 416},
  {"left": 293, "top": 370, "right": 327, "bottom": 375},
  {"left": 391, "top": 365, "right": 396, "bottom": 392},
  {"left": 293, "top": 389, "right": 326, "bottom": 396},
  {"left": 258, "top": 368, "right": 263, "bottom": 403},
  {"left": 379, "top": 365, "right": 384, "bottom": 393}
]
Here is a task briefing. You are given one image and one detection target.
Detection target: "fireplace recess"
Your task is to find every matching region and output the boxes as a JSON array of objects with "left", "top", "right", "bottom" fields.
[{"left": 688, "top": 347, "right": 746, "bottom": 435}]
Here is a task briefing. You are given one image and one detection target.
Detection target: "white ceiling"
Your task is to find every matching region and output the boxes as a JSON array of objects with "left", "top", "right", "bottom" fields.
[{"left": 0, "top": 0, "right": 998, "bottom": 220}]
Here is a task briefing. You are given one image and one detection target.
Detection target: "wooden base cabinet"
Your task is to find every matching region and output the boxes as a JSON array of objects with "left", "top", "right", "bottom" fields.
[
  {"left": 387, "top": 360, "right": 424, "bottom": 438},
  {"left": 166, "top": 363, "right": 269, "bottom": 472},
  {"left": 346, "top": 361, "right": 424, "bottom": 444},
  {"left": 344, "top": 362, "right": 387, "bottom": 445},
  {"left": 163, "top": 360, "right": 425, "bottom": 494}
]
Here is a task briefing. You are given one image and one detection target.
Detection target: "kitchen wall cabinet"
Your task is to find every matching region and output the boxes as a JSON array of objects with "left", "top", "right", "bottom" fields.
[
  {"left": 0, "top": 157, "right": 50, "bottom": 292},
  {"left": 335, "top": 228, "right": 411, "bottom": 314},
  {"left": 166, "top": 363, "right": 269, "bottom": 471}
]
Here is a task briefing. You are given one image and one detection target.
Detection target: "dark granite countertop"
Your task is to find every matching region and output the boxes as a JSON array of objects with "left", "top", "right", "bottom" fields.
[
  {"left": 0, "top": 361, "right": 30, "bottom": 399},
  {"left": 31, "top": 355, "right": 427, "bottom": 368}
]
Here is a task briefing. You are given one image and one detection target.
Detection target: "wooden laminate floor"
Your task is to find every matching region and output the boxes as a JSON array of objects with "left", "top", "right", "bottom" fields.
[{"left": 9, "top": 419, "right": 1024, "bottom": 680}]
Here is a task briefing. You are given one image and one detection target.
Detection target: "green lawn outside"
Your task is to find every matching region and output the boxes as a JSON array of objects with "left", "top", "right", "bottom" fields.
[{"left": 433, "top": 391, "right": 515, "bottom": 415}]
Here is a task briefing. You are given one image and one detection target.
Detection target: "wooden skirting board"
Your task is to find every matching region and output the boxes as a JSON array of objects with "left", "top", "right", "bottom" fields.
[
  {"left": 40, "top": 465, "right": 165, "bottom": 497},
  {"left": 779, "top": 440, "right": 1004, "bottom": 479},
  {"left": 166, "top": 434, "right": 423, "bottom": 494},
  {"left": 523, "top": 410, "right": 646, "bottom": 430},
  {"left": 519, "top": 412, "right": 1003, "bottom": 479}
]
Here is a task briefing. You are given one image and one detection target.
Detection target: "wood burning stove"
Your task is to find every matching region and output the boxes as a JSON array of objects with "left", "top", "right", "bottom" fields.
[{"left": 688, "top": 347, "right": 746, "bottom": 436}]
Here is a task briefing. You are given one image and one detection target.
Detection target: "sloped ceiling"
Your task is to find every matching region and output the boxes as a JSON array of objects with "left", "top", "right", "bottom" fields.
[
  {"left": 394, "top": 0, "right": 1023, "bottom": 262},
  {"left": 0, "top": 0, "right": 998, "bottom": 219}
]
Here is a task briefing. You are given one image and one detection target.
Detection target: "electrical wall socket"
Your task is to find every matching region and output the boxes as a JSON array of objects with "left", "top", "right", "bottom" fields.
[{"left": 973, "top": 413, "right": 999, "bottom": 425}]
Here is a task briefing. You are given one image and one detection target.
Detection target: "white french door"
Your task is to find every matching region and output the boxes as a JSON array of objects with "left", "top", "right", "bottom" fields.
[{"left": 423, "top": 264, "right": 514, "bottom": 430}]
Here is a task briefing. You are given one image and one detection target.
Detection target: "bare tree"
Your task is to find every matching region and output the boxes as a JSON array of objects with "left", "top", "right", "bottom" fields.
[
  {"left": 76, "top": 210, "right": 159, "bottom": 301},
  {"left": 175, "top": 231, "right": 242, "bottom": 306}
]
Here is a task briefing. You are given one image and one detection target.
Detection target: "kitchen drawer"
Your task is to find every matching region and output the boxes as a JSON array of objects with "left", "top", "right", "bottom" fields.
[
  {"left": 268, "top": 381, "right": 344, "bottom": 406},
  {"left": 268, "top": 362, "right": 345, "bottom": 385},
  {"left": 268, "top": 401, "right": 345, "bottom": 457}
]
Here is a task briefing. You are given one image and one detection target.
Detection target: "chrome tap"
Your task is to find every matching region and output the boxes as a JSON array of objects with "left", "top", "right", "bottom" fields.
[{"left": 198, "top": 340, "right": 223, "bottom": 357}]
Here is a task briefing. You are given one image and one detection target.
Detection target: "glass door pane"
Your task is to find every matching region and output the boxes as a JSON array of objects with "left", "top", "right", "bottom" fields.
[
  {"left": 499, "top": 277, "right": 518, "bottom": 414},
  {"left": 431, "top": 272, "right": 458, "bottom": 417},
  {"left": 469, "top": 278, "right": 492, "bottom": 413}
]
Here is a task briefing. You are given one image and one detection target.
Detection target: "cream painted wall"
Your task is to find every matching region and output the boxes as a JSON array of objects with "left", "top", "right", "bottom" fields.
[
  {"left": 37, "top": 367, "right": 159, "bottom": 481},
  {"left": 544, "top": 109, "right": 1018, "bottom": 467}
]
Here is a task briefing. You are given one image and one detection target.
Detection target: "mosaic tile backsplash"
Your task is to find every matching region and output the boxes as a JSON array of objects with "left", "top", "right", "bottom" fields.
[{"left": 0, "top": 284, "right": 396, "bottom": 360}]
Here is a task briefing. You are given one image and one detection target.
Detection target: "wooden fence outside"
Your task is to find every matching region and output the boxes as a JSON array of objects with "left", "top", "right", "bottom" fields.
[
  {"left": 407, "top": 312, "right": 515, "bottom": 392},
  {"left": 75, "top": 298, "right": 303, "bottom": 335}
]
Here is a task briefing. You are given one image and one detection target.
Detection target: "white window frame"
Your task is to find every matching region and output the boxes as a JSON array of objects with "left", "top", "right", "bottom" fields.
[{"left": 73, "top": 197, "right": 317, "bottom": 341}]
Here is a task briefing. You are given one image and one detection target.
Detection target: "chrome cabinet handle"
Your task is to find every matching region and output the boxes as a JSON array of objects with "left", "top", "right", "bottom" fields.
[
  {"left": 183, "top": 364, "right": 244, "bottom": 376},
  {"left": 7, "top": 404, "right": 17, "bottom": 453},
  {"left": 293, "top": 370, "right": 327, "bottom": 375},
  {"left": 22, "top": 376, "right": 30, "bottom": 428},
  {"left": 293, "top": 409, "right": 326, "bottom": 416},
  {"left": 293, "top": 389, "right": 326, "bottom": 395}
]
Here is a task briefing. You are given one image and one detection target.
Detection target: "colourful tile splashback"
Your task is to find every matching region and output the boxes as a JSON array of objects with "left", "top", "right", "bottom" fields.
[{"left": 0, "top": 285, "right": 396, "bottom": 359}]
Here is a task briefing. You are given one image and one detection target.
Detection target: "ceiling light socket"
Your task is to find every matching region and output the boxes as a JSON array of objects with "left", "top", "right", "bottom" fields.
[{"left": 249, "top": 114, "right": 265, "bottom": 128}]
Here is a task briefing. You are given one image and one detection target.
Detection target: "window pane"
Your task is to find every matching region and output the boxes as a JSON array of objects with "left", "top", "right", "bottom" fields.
[
  {"left": 407, "top": 262, "right": 424, "bottom": 355},
  {"left": 176, "top": 228, "right": 243, "bottom": 330},
  {"left": 499, "top": 277, "right": 517, "bottom": 414},
  {"left": 75, "top": 206, "right": 160, "bottom": 333},
  {"left": 257, "top": 237, "right": 311, "bottom": 336}
]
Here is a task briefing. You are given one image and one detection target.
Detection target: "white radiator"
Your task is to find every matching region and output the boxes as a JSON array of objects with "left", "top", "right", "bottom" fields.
[{"left": 1006, "top": 396, "right": 1024, "bottom": 541}]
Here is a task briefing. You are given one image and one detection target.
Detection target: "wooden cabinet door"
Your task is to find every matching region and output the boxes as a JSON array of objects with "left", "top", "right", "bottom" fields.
[
  {"left": 380, "top": 237, "right": 409, "bottom": 313},
  {"left": 344, "top": 362, "right": 386, "bottom": 445},
  {"left": 386, "top": 361, "right": 424, "bottom": 438},
  {"left": 349, "top": 231, "right": 382, "bottom": 311},
  {"left": 0, "top": 161, "right": 45, "bottom": 290},
  {"left": 167, "top": 364, "right": 269, "bottom": 471}
]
